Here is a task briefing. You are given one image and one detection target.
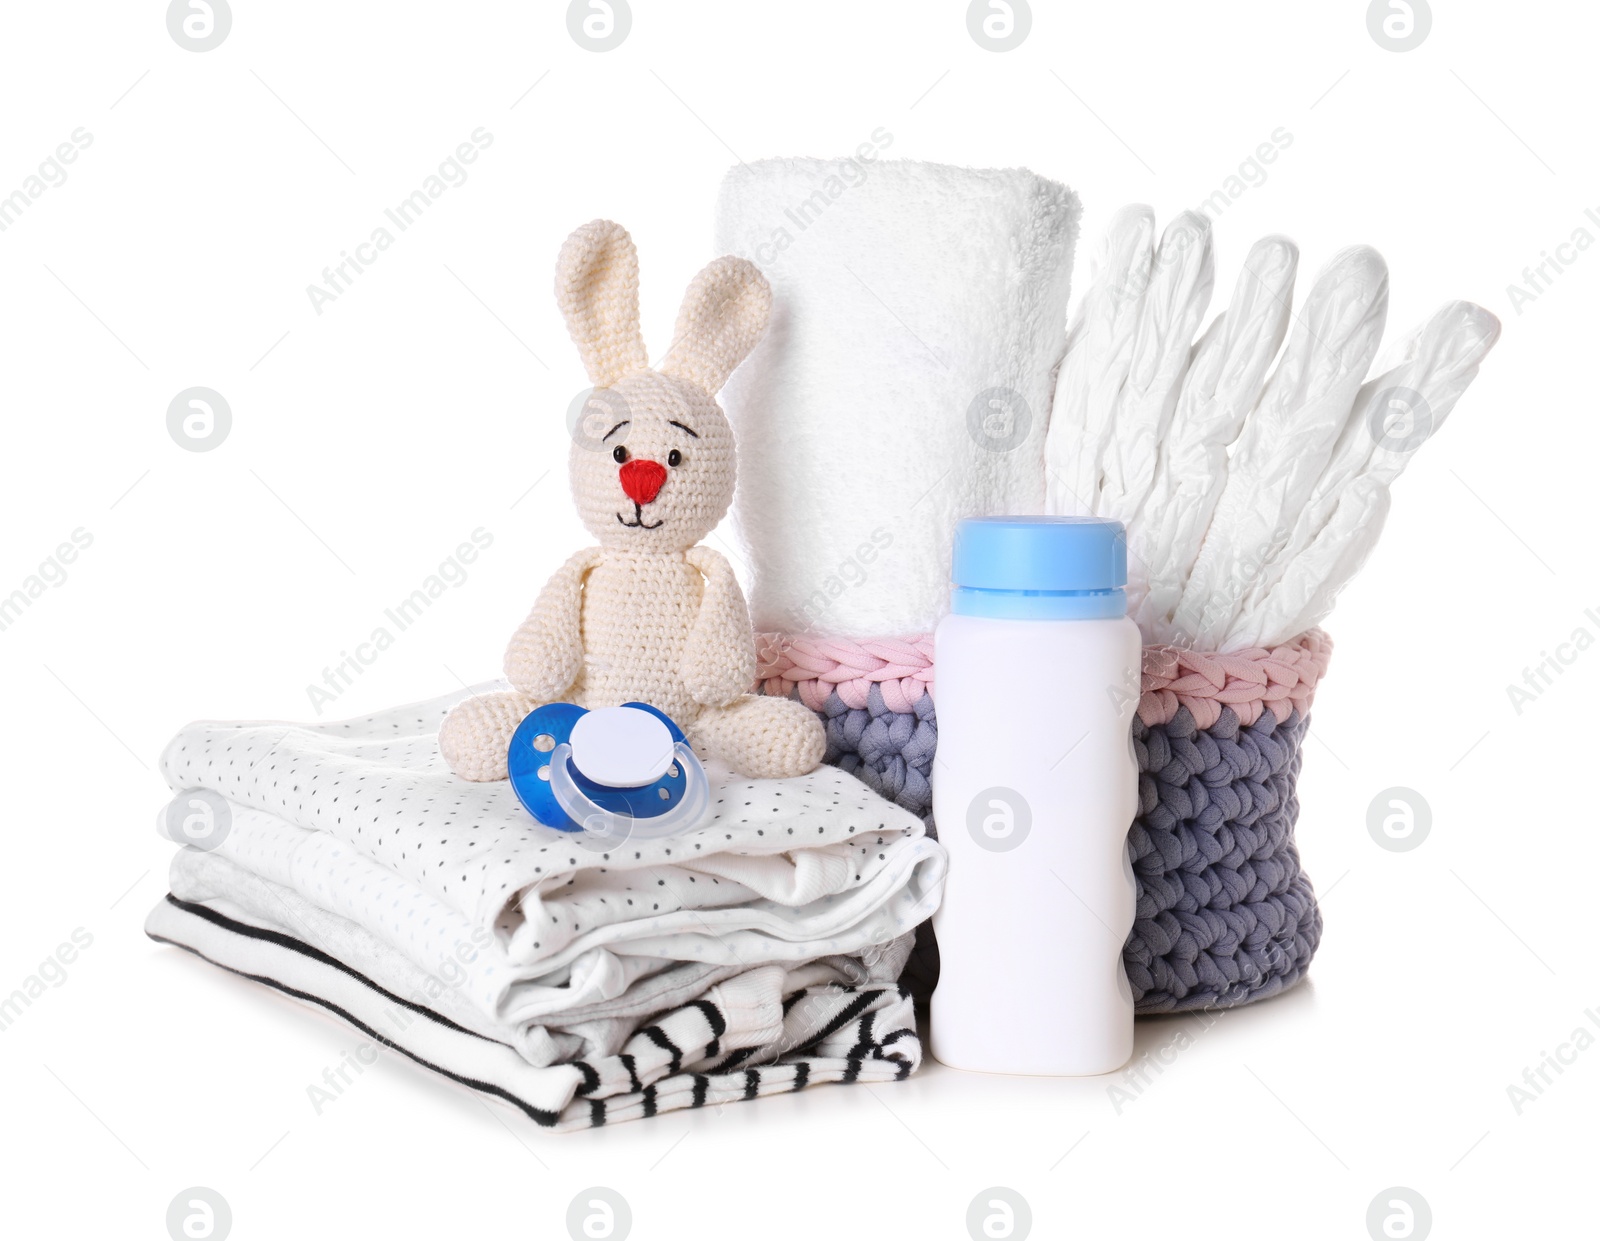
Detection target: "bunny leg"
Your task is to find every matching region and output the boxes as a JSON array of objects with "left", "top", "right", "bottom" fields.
[
  {"left": 690, "top": 694, "right": 825, "bottom": 780},
  {"left": 439, "top": 690, "right": 543, "bottom": 782}
]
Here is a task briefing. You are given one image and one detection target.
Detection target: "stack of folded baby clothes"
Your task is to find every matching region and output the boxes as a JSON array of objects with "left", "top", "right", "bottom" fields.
[{"left": 146, "top": 686, "right": 946, "bottom": 1130}]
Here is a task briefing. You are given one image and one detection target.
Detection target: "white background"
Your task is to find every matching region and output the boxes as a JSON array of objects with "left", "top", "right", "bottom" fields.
[{"left": 1, "top": 1, "right": 1594, "bottom": 1237}]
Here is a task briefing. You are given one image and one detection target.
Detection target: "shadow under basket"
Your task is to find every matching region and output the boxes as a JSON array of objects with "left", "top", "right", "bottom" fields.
[{"left": 755, "top": 630, "right": 1334, "bottom": 1014}]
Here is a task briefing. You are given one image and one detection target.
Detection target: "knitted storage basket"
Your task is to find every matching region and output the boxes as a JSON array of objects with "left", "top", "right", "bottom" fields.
[{"left": 754, "top": 630, "right": 1333, "bottom": 1013}]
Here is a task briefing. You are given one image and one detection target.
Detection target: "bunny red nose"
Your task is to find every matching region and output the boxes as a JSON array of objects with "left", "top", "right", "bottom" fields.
[{"left": 618, "top": 459, "right": 668, "bottom": 506}]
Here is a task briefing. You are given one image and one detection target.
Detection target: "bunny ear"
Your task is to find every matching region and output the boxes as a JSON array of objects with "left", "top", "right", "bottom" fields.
[
  {"left": 555, "top": 219, "right": 650, "bottom": 386},
  {"left": 661, "top": 256, "right": 772, "bottom": 395}
]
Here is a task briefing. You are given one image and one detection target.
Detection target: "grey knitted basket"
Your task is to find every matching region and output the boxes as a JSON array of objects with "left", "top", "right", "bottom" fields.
[{"left": 777, "top": 631, "right": 1333, "bottom": 1013}]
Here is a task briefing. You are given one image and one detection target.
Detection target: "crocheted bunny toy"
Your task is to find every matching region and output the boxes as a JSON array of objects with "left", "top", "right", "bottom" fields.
[{"left": 440, "top": 219, "right": 826, "bottom": 784}]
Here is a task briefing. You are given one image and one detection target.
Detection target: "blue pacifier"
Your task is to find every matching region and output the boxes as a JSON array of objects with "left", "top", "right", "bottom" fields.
[{"left": 507, "top": 702, "right": 710, "bottom": 840}]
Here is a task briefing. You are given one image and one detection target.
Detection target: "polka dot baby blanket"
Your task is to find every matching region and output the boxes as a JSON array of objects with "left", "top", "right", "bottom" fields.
[{"left": 153, "top": 686, "right": 946, "bottom": 1053}]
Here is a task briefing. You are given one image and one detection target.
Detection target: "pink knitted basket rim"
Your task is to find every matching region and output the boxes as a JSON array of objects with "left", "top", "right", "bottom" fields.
[{"left": 754, "top": 629, "right": 1333, "bottom": 729}]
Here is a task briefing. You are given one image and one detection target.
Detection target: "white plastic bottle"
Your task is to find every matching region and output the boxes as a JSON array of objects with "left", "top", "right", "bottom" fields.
[{"left": 931, "top": 516, "right": 1141, "bottom": 1076}]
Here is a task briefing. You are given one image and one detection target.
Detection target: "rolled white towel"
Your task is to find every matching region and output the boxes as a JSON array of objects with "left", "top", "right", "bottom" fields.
[{"left": 714, "top": 157, "right": 1081, "bottom": 636}]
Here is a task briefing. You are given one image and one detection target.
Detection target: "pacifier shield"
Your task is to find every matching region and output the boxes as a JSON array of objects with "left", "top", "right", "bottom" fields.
[{"left": 507, "top": 703, "right": 587, "bottom": 831}]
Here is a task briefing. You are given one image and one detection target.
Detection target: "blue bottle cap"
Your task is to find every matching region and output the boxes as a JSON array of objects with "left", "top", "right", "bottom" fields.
[{"left": 950, "top": 516, "right": 1128, "bottom": 620}]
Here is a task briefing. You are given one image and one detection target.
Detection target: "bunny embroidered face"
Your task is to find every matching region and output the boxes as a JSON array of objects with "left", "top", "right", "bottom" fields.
[
  {"left": 556, "top": 221, "right": 770, "bottom": 553},
  {"left": 569, "top": 370, "right": 737, "bottom": 551}
]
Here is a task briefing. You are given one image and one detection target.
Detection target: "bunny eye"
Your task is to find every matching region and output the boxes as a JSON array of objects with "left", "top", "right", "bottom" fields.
[
  {"left": 667, "top": 449, "right": 683, "bottom": 467},
  {"left": 611, "top": 445, "right": 629, "bottom": 464}
]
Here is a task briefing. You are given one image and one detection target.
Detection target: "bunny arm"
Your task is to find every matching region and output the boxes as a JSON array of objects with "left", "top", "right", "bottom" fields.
[
  {"left": 681, "top": 545, "right": 758, "bottom": 707},
  {"left": 503, "top": 546, "right": 603, "bottom": 700}
]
